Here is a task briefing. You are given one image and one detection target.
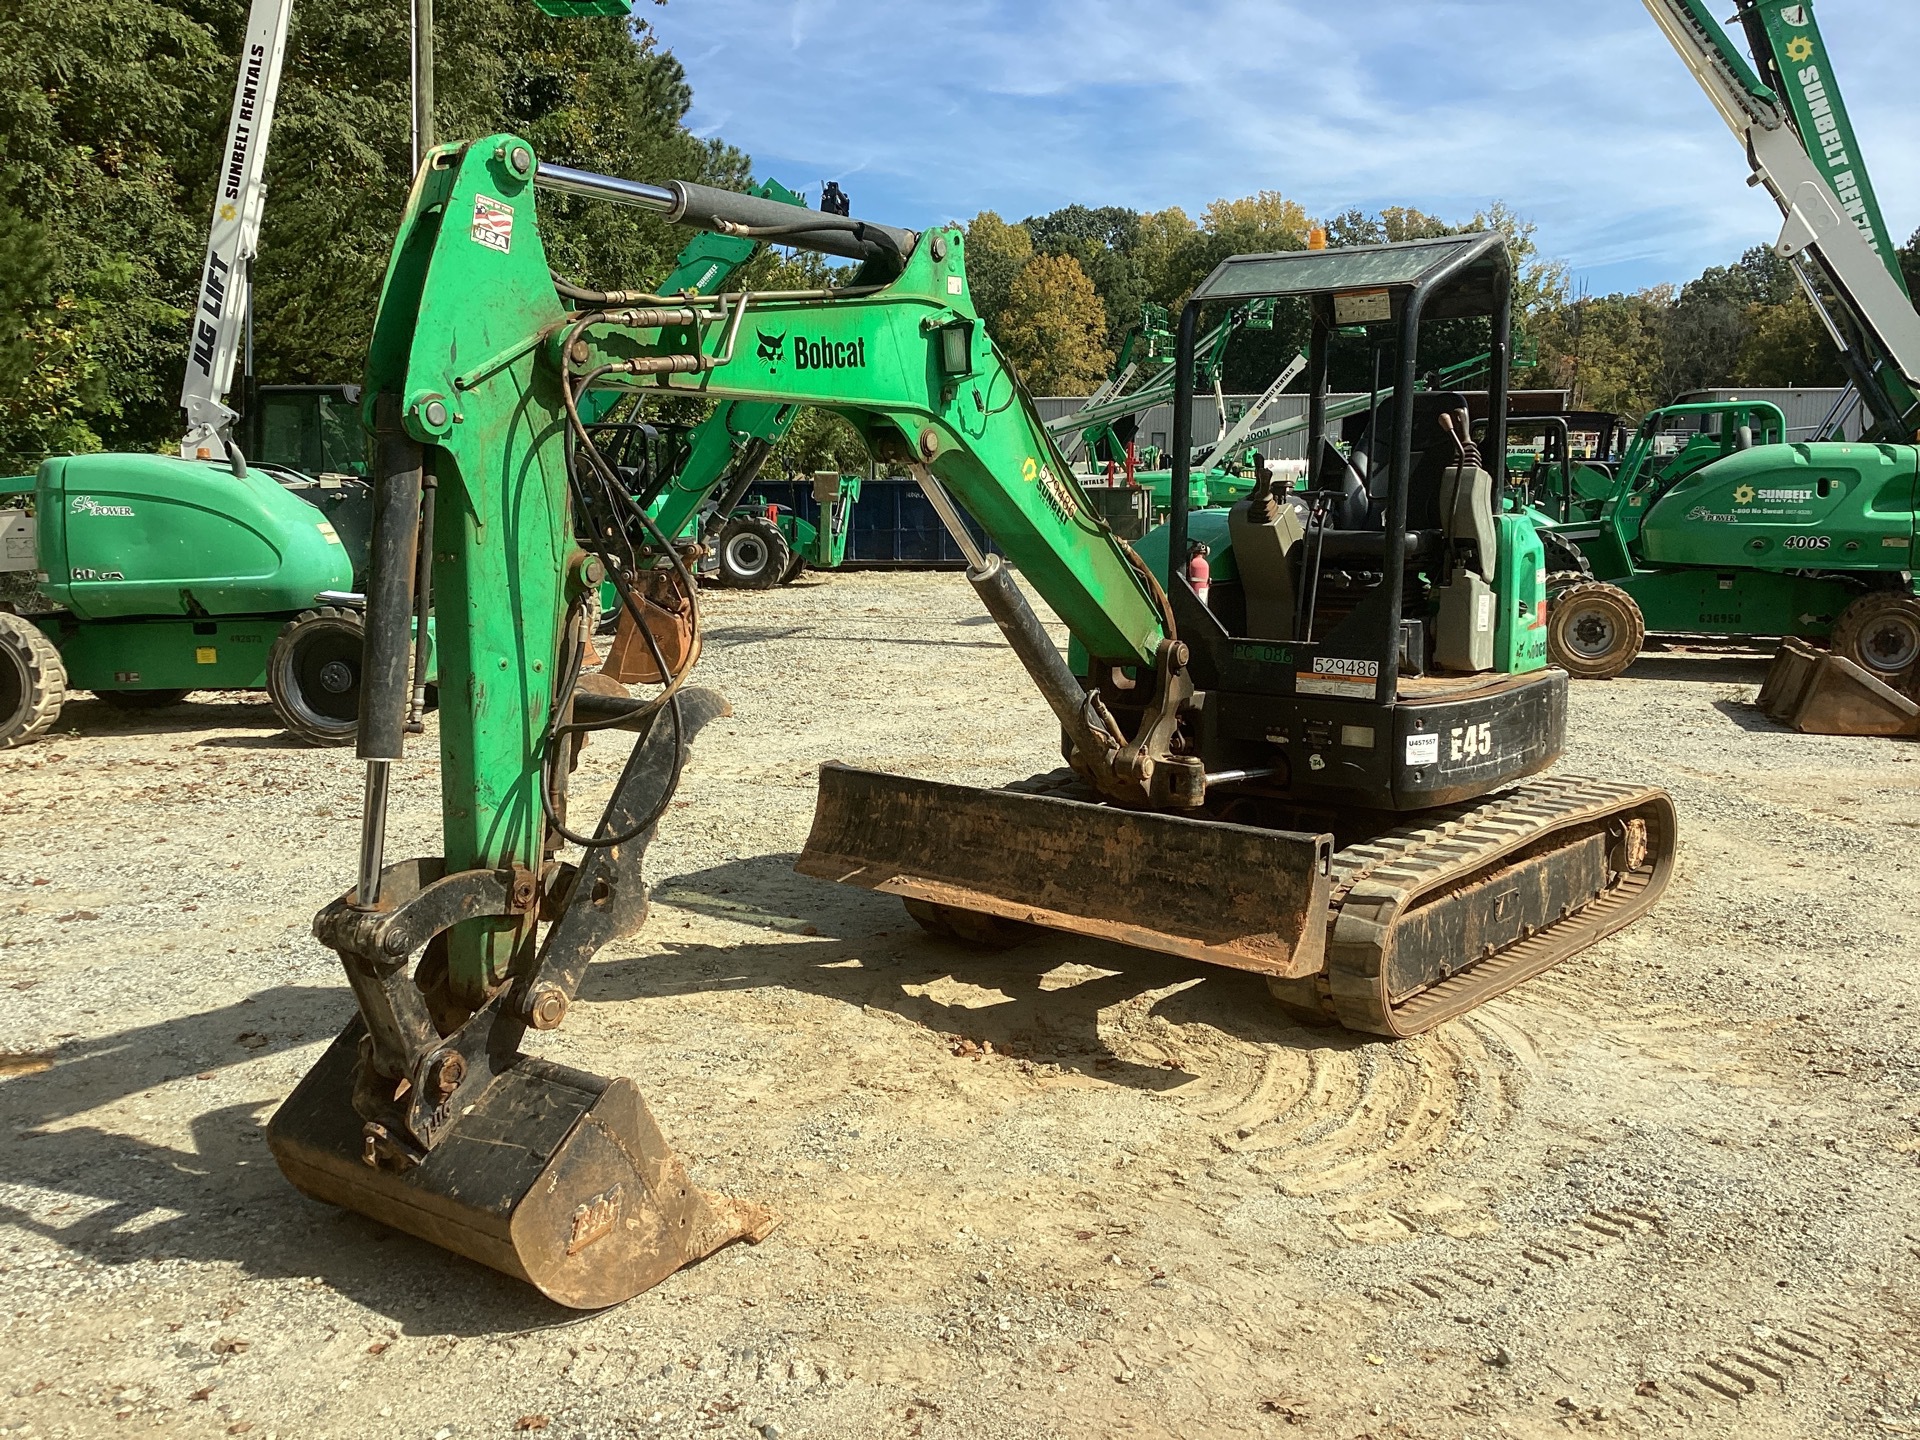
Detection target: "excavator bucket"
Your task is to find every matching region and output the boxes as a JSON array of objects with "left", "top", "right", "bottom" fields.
[
  {"left": 796, "top": 763, "right": 1333, "bottom": 977},
  {"left": 269, "top": 1025, "right": 764, "bottom": 1309},
  {"left": 268, "top": 692, "right": 772, "bottom": 1309},
  {"left": 1757, "top": 639, "right": 1920, "bottom": 737}
]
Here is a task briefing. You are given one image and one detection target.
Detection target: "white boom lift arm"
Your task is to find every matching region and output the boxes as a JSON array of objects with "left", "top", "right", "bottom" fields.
[{"left": 178, "top": 0, "right": 295, "bottom": 464}]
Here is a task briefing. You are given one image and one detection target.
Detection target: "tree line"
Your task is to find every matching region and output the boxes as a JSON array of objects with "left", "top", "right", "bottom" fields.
[
  {"left": 966, "top": 199, "right": 1920, "bottom": 418},
  {"left": 5, "top": 1, "right": 1914, "bottom": 475}
]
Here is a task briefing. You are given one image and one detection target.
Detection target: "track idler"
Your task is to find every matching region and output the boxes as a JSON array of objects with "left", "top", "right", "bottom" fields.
[{"left": 268, "top": 690, "right": 770, "bottom": 1308}]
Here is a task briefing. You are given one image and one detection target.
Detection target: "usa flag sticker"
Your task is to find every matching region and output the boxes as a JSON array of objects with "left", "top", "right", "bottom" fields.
[{"left": 471, "top": 194, "right": 514, "bottom": 254}]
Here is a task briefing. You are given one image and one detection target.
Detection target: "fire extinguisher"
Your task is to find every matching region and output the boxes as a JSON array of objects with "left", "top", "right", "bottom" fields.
[{"left": 1187, "top": 541, "right": 1212, "bottom": 608}]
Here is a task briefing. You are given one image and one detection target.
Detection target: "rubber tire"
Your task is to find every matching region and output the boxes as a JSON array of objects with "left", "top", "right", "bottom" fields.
[
  {"left": 904, "top": 898, "right": 1040, "bottom": 950},
  {"left": 713, "top": 517, "right": 791, "bottom": 590},
  {"left": 94, "top": 688, "right": 190, "bottom": 710},
  {"left": 1830, "top": 590, "right": 1920, "bottom": 691},
  {"left": 267, "top": 606, "right": 365, "bottom": 747},
  {"left": 780, "top": 550, "right": 808, "bottom": 585},
  {"left": 0, "top": 612, "right": 65, "bottom": 748},
  {"left": 1547, "top": 581, "right": 1645, "bottom": 680}
]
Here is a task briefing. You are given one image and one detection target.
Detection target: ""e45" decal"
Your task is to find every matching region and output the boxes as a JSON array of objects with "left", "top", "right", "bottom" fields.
[{"left": 1449, "top": 722, "right": 1493, "bottom": 761}]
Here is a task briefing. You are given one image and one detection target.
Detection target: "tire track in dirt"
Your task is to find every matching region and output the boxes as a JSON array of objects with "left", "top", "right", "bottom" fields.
[{"left": 1610, "top": 1303, "right": 1864, "bottom": 1428}]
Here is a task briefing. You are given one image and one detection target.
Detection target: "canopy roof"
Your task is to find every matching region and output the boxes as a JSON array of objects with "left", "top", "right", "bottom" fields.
[{"left": 1191, "top": 233, "right": 1509, "bottom": 319}]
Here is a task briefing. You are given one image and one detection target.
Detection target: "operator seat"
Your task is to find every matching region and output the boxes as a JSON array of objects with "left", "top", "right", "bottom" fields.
[{"left": 1306, "top": 391, "right": 1503, "bottom": 671}]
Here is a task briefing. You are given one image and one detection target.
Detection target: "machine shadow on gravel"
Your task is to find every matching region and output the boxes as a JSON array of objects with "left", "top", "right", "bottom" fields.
[
  {"left": 1711, "top": 697, "right": 1798, "bottom": 734},
  {"left": 588, "top": 853, "right": 1358, "bottom": 1088},
  {"left": 702, "top": 622, "right": 1016, "bottom": 655},
  {"left": 0, "top": 987, "right": 584, "bottom": 1335},
  {"left": 47, "top": 694, "right": 294, "bottom": 742}
]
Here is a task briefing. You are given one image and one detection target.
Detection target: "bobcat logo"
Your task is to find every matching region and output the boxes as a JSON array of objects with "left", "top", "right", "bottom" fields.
[{"left": 756, "top": 330, "right": 786, "bottom": 363}]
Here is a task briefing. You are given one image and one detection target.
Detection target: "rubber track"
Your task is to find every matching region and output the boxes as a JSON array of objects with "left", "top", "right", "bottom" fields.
[{"left": 1314, "top": 775, "right": 1677, "bottom": 1037}]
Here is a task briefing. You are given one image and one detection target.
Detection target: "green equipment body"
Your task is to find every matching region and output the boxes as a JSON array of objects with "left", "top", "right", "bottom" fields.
[
  {"left": 0, "top": 451, "right": 431, "bottom": 748},
  {"left": 1530, "top": 398, "right": 1920, "bottom": 686},
  {"left": 31, "top": 453, "right": 353, "bottom": 624}
]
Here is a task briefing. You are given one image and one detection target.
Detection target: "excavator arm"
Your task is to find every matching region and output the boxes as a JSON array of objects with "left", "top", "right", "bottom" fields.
[{"left": 266, "top": 136, "right": 1183, "bottom": 1307}]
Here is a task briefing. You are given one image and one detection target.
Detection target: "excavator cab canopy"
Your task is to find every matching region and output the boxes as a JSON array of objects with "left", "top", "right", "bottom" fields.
[
  {"left": 1189, "top": 232, "right": 1511, "bottom": 320},
  {"left": 1163, "top": 232, "right": 1519, "bottom": 715}
]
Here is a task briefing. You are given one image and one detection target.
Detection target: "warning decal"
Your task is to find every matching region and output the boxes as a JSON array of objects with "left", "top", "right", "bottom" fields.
[{"left": 471, "top": 194, "right": 514, "bottom": 254}]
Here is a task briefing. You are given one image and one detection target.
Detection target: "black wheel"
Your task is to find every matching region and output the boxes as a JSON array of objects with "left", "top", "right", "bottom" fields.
[
  {"left": 94, "top": 687, "right": 190, "bottom": 710},
  {"left": 904, "top": 898, "right": 1040, "bottom": 950},
  {"left": 0, "top": 612, "right": 65, "bottom": 748},
  {"left": 780, "top": 550, "right": 808, "bottom": 585},
  {"left": 713, "top": 517, "right": 792, "bottom": 590},
  {"left": 1547, "top": 581, "right": 1645, "bottom": 680},
  {"left": 267, "top": 606, "right": 365, "bottom": 746},
  {"left": 1831, "top": 591, "right": 1920, "bottom": 690}
]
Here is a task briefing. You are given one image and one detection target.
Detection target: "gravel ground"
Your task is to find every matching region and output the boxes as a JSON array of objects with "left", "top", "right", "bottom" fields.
[{"left": 2, "top": 569, "right": 1918, "bottom": 1440}]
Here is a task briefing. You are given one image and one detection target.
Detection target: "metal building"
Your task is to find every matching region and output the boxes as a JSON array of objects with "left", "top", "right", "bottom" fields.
[{"left": 1673, "top": 387, "right": 1868, "bottom": 441}]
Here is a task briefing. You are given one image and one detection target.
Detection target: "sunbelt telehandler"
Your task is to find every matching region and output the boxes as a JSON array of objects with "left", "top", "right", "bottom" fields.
[
  {"left": 265, "top": 136, "right": 1676, "bottom": 1308},
  {"left": 1535, "top": 0, "right": 1920, "bottom": 724}
]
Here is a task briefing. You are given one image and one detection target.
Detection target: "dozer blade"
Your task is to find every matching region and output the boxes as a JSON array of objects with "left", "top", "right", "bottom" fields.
[
  {"left": 268, "top": 1020, "right": 767, "bottom": 1309},
  {"left": 795, "top": 762, "right": 1333, "bottom": 978},
  {"left": 1758, "top": 640, "right": 1920, "bottom": 737}
]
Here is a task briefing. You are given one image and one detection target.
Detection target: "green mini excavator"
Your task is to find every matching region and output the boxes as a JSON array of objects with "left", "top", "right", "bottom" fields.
[{"left": 266, "top": 136, "right": 1677, "bottom": 1308}]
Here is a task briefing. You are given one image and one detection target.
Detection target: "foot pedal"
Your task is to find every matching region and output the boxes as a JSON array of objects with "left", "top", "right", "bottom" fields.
[{"left": 268, "top": 1022, "right": 773, "bottom": 1309}]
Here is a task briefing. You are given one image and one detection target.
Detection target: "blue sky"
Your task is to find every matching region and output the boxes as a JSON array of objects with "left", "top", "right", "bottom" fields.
[{"left": 646, "top": 0, "right": 1920, "bottom": 295}]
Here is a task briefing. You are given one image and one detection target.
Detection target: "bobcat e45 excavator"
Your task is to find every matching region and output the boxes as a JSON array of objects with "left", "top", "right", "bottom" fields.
[{"left": 265, "top": 135, "right": 1677, "bottom": 1307}]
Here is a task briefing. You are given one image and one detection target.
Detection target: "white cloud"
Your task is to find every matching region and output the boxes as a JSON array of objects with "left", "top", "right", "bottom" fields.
[{"left": 649, "top": 0, "right": 1920, "bottom": 291}]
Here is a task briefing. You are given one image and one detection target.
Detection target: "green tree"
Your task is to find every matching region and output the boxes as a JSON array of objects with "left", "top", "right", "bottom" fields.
[
  {"left": 0, "top": 205, "right": 113, "bottom": 467},
  {"left": 255, "top": 0, "right": 747, "bottom": 385},
  {"left": 997, "top": 252, "right": 1113, "bottom": 394},
  {"left": 0, "top": 0, "right": 230, "bottom": 463},
  {"left": 1736, "top": 298, "right": 1845, "bottom": 386},
  {"left": 1534, "top": 287, "right": 1672, "bottom": 415},
  {"left": 963, "top": 210, "right": 1035, "bottom": 340},
  {"left": 1024, "top": 203, "right": 1147, "bottom": 352},
  {"left": 1132, "top": 206, "right": 1198, "bottom": 306},
  {"left": 0, "top": 0, "right": 747, "bottom": 469}
]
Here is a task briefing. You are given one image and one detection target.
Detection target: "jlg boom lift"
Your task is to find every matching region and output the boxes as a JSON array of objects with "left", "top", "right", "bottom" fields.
[
  {"left": 0, "top": 0, "right": 626, "bottom": 748},
  {"left": 266, "top": 137, "right": 1677, "bottom": 1306}
]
